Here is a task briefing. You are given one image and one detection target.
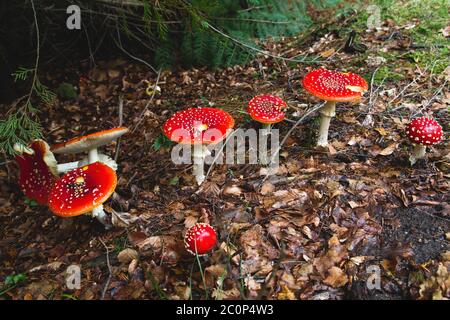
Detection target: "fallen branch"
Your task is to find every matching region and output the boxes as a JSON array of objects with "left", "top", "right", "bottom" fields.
[{"left": 99, "top": 238, "right": 112, "bottom": 300}]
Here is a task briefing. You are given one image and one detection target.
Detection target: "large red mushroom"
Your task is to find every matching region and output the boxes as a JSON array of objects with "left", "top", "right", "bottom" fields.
[
  {"left": 406, "top": 116, "right": 443, "bottom": 164},
  {"left": 48, "top": 162, "right": 117, "bottom": 227},
  {"left": 303, "top": 68, "right": 368, "bottom": 147},
  {"left": 163, "top": 107, "right": 234, "bottom": 185},
  {"left": 184, "top": 223, "right": 217, "bottom": 256},
  {"left": 14, "top": 140, "right": 58, "bottom": 205},
  {"left": 247, "top": 94, "right": 286, "bottom": 135}
]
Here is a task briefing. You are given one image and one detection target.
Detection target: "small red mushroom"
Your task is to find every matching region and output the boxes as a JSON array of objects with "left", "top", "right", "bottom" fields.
[
  {"left": 406, "top": 116, "right": 443, "bottom": 164},
  {"left": 247, "top": 94, "right": 286, "bottom": 134},
  {"left": 184, "top": 223, "right": 217, "bottom": 256},
  {"left": 48, "top": 162, "right": 117, "bottom": 227},
  {"left": 163, "top": 108, "right": 234, "bottom": 185},
  {"left": 14, "top": 140, "right": 58, "bottom": 205},
  {"left": 303, "top": 68, "right": 368, "bottom": 147}
]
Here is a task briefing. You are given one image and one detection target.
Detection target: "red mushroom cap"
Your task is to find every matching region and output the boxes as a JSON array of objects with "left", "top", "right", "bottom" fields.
[
  {"left": 406, "top": 117, "right": 443, "bottom": 146},
  {"left": 302, "top": 68, "right": 368, "bottom": 102},
  {"left": 48, "top": 162, "right": 117, "bottom": 217},
  {"left": 247, "top": 95, "right": 286, "bottom": 124},
  {"left": 15, "top": 140, "right": 58, "bottom": 205},
  {"left": 184, "top": 223, "right": 217, "bottom": 255},
  {"left": 163, "top": 108, "right": 234, "bottom": 144}
]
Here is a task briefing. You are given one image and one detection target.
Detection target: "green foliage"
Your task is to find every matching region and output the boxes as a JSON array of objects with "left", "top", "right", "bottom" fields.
[
  {"left": 4, "top": 273, "right": 27, "bottom": 286},
  {"left": 149, "top": 0, "right": 343, "bottom": 68},
  {"left": 113, "top": 236, "right": 128, "bottom": 254},
  {"left": 373, "top": 66, "right": 405, "bottom": 84},
  {"left": 11, "top": 67, "right": 34, "bottom": 82},
  {"left": 352, "top": 0, "right": 449, "bottom": 74},
  {"left": 152, "top": 134, "right": 172, "bottom": 151},
  {"left": 169, "top": 176, "right": 180, "bottom": 185},
  {"left": 56, "top": 82, "right": 77, "bottom": 100},
  {"left": 0, "top": 102, "right": 43, "bottom": 155},
  {"left": 34, "top": 79, "right": 56, "bottom": 105},
  {"left": 0, "top": 273, "right": 27, "bottom": 296},
  {"left": 24, "top": 197, "right": 38, "bottom": 207},
  {"left": 0, "top": 67, "right": 54, "bottom": 155}
]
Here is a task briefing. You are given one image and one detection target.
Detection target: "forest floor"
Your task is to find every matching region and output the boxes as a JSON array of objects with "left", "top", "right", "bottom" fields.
[{"left": 1, "top": 0, "right": 449, "bottom": 300}]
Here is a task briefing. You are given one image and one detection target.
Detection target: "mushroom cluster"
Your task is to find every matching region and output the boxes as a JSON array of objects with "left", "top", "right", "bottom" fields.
[{"left": 14, "top": 127, "right": 128, "bottom": 228}]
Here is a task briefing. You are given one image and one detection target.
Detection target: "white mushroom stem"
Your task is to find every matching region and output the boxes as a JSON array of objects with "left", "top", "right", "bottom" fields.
[
  {"left": 410, "top": 144, "right": 426, "bottom": 165},
  {"left": 88, "top": 148, "right": 99, "bottom": 163},
  {"left": 193, "top": 144, "right": 209, "bottom": 185},
  {"left": 56, "top": 154, "right": 118, "bottom": 174},
  {"left": 317, "top": 101, "right": 336, "bottom": 147},
  {"left": 78, "top": 154, "right": 118, "bottom": 171},
  {"left": 92, "top": 204, "right": 111, "bottom": 229},
  {"left": 56, "top": 161, "right": 79, "bottom": 174}
]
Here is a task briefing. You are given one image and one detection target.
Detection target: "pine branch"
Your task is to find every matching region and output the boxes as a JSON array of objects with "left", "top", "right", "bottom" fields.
[{"left": 1, "top": 0, "right": 53, "bottom": 155}]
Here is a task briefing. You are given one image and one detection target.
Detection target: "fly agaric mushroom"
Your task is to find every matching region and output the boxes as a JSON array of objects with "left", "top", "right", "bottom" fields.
[
  {"left": 247, "top": 94, "right": 286, "bottom": 135},
  {"left": 406, "top": 116, "right": 443, "bottom": 164},
  {"left": 48, "top": 162, "right": 117, "bottom": 227},
  {"left": 14, "top": 140, "right": 59, "bottom": 205},
  {"left": 303, "top": 68, "right": 368, "bottom": 147},
  {"left": 184, "top": 223, "right": 217, "bottom": 256},
  {"left": 163, "top": 108, "right": 234, "bottom": 185},
  {"left": 51, "top": 127, "right": 128, "bottom": 173}
]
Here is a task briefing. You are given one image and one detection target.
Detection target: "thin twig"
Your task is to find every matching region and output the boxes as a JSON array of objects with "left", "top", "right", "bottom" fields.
[
  {"left": 131, "top": 69, "right": 162, "bottom": 133},
  {"left": 25, "top": 0, "right": 40, "bottom": 109},
  {"left": 260, "top": 103, "right": 325, "bottom": 186},
  {"left": 115, "top": 19, "right": 158, "bottom": 73},
  {"left": 412, "top": 79, "right": 448, "bottom": 118},
  {"left": 207, "top": 23, "right": 322, "bottom": 64},
  {"left": 114, "top": 94, "right": 124, "bottom": 162},
  {"left": 203, "top": 125, "right": 242, "bottom": 182},
  {"left": 99, "top": 237, "right": 112, "bottom": 300}
]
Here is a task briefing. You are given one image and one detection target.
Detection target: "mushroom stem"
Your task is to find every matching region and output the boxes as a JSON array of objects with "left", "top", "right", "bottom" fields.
[
  {"left": 88, "top": 148, "right": 99, "bottom": 164},
  {"left": 410, "top": 144, "right": 426, "bottom": 165},
  {"left": 261, "top": 123, "right": 271, "bottom": 136},
  {"left": 193, "top": 144, "right": 208, "bottom": 185},
  {"left": 79, "top": 154, "right": 118, "bottom": 171},
  {"left": 317, "top": 101, "right": 336, "bottom": 147},
  {"left": 56, "top": 161, "right": 79, "bottom": 174},
  {"left": 91, "top": 204, "right": 112, "bottom": 229}
]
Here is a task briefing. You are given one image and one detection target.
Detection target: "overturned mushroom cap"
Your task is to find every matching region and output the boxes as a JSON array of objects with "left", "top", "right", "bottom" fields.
[
  {"left": 163, "top": 108, "right": 234, "bottom": 144},
  {"left": 184, "top": 223, "right": 217, "bottom": 256},
  {"left": 15, "top": 140, "right": 58, "bottom": 205},
  {"left": 51, "top": 127, "right": 128, "bottom": 154},
  {"left": 48, "top": 162, "right": 117, "bottom": 217},
  {"left": 247, "top": 95, "right": 286, "bottom": 124},
  {"left": 302, "top": 68, "right": 368, "bottom": 102},
  {"left": 406, "top": 117, "right": 443, "bottom": 146}
]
